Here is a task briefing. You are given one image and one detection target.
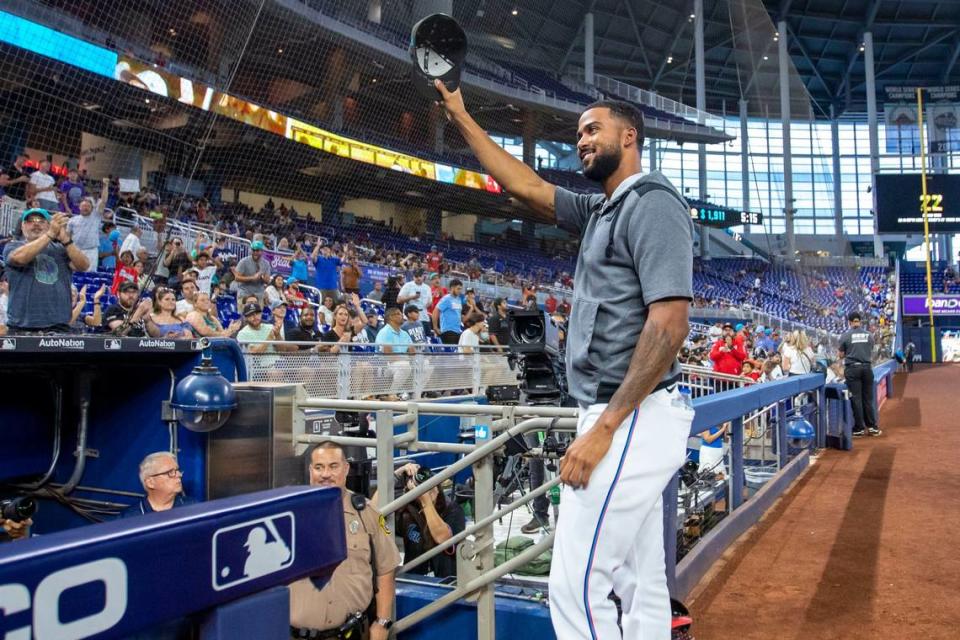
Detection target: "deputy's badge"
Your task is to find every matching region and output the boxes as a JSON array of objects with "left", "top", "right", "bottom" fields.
[
  {"left": 379, "top": 514, "right": 392, "bottom": 535},
  {"left": 349, "top": 519, "right": 360, "bottom": 534}
]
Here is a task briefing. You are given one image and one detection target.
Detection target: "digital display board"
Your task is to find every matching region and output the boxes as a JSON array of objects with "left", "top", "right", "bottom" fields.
[
  {"left": 689, "top": 205, "right": 762, "bottom": 228},
  {"left": 875, "top": 173, "right": 960, "bottom": 233}
]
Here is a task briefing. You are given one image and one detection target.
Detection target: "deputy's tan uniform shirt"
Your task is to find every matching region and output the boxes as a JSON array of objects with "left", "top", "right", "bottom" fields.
[{"left": 289, "top": 492, "right": 400, "bottom": 630}]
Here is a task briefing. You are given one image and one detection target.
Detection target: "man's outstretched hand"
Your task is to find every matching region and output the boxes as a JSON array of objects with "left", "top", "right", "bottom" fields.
[{"left": 434, "top": 79, "right": 466, "bottom": 121}]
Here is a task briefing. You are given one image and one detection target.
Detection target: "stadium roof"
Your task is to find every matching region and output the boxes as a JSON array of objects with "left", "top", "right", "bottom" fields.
[{"left": 440, "top": 0, "right": 960, "bottom": 118}]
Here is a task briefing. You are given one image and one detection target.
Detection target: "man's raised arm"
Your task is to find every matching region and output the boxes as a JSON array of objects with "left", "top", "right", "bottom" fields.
[{"left": 435, "top": 80, "right": 556, "bottom": 223}]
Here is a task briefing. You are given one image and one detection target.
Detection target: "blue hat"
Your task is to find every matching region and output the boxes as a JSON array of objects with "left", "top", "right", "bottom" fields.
[
  {"left": 21, "top": 208, "right": 51, "bottom": 222},
  {"left": 764, "top": 328, "right": 773, "bottom": 335},
  {"left": 285, "top": 276, "right": 299, "bottom": 286},
  {"left": 735, "top": 323, "right": 744, "bottom": 331},
  {"left": 251, "top": 240, "right": 265, "bottom": 250}
]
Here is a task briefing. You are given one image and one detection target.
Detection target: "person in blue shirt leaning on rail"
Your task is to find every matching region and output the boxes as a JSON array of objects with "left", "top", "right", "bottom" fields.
[
  {"left": 436, "top": 80, "right": 695, "bottom": 640},
  {"left": 375, "top": 307, "right": 415, "bottom": 355},
  {"left": 431, "top": 278, "right": 463, "bottom": 345}
]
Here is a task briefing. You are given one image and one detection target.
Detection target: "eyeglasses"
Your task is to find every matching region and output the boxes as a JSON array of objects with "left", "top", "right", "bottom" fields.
[{"left": 148, "top": 467, "right": 182, "bottom": 479}]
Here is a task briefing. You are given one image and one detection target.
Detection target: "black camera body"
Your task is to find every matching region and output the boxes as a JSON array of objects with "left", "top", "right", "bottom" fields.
[
  {"left": 1, "top": 496, "right": 37, "bottom": 523},
  {"left": 507, "top": 309, "right": 560, "bottom": 356}
]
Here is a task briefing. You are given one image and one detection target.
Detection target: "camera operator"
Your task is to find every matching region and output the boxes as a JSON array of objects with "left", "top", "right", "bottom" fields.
[
  {"left": 377, "top": 463, "right": 465, "bottom": 579},
  {"left": 1, "top": 497, "right": 35, "bottom": 542}
]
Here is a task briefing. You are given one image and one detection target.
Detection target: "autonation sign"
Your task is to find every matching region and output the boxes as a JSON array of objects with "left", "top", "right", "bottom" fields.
[{"left": 902, "top": 294, "right": 960, "bottom": 316}]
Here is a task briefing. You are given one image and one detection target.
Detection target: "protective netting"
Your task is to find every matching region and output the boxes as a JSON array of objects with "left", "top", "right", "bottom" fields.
[{"left": 0, "top": 0, "right": 895, "bottom": 360}]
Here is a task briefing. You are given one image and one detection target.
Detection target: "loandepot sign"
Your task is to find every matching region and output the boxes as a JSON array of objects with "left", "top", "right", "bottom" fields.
[{"left": 902, "top": 294, "right": 960, "bottom": 316}]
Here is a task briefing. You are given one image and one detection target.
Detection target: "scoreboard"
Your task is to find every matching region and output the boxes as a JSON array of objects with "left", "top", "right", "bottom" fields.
[
  {"left": 690, "top": 205, "right": 763, "bottom": 228},
  {"left": 875, "top": 173, "right": 960, "bottom": 233}
]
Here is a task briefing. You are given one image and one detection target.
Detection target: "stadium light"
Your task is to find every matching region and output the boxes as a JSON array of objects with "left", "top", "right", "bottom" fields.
[{"left": 171, "top": 348, "right": 237, "bottom": 433}]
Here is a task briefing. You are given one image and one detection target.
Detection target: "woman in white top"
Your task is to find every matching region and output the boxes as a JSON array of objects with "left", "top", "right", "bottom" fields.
[
  {"left": 780, "top": 330, "right": 815, "bottom": 376},
  {"left": 264, "top": 274, "right": 286, "bottom": 308},
  {"left": 458, "top": 312, "right": 485, "bottom": 354}
]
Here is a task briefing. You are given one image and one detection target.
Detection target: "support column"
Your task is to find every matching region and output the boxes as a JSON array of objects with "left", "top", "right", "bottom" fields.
[
  {"left": 779, "top": 20, "right": 795, "bottom": 258},
  {"left": 696, "top": 0, "right": 710, "bottom": 258},
  {"left": 584, "top": 12, "right": 595, "bottom": 84},
  {"left": 740, "top": 99, "right": 750, "bottom": 215},
  {"left": 831, "top": 105, "right": 844, "bottom": 243},
  {"left": 864, "top": 31, "right": 884, "bottom": 258},
  {"left": 648, "top": 138, "right": 658, "bottom": 172}
]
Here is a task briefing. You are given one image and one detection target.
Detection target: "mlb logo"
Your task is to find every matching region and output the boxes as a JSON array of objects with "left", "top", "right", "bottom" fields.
[
  {"left": 104, "top": 339, "right": 122, "bottom": 350},
  {"left": 211, "top": 512, "right": 295, "bottom": 591},
  {"left": 0, "top": 338, "right": 15, "bottom": 350}
]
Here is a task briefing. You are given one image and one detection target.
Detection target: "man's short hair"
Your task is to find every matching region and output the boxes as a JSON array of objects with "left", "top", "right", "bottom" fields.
[
  {"left": 493, "top": 297, "right": 504, "bottom": 308},
  {"left": 449, "top": 278, "right": 463, "bottom": 289},
  {"left": 848, "top": 312, "right": 862, "bottom": 323},
  {"left": 138, "top": 451, "right": 176, "bottom": 488},
  {"left": 583, "top": 99, "right": 645, "bottom": 144},
  {"left": 404, "top": 305, "right": 420, "bottom": 316},
  {"left": 465, "top": 312, "right": 485, "bottom": 327}
]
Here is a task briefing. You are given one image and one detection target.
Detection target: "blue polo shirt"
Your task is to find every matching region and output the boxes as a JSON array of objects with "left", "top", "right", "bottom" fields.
[
  {"left": 436, "top": 294, "right": 463, "bottom": 334},
  {"left": 120, "top": 495, "right": 195, "bottom": 518},
  {"left": 375, "top": 324, "right": 413, "bottom": 352},
  {"left": 99, "top": 235, "right": 116, "bottom": 270}
]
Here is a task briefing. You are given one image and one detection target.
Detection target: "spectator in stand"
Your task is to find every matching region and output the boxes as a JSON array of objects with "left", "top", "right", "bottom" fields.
[
  {"left": 428, "top": 274, "right": 446, "bottom": 312},
  {"left": 121, "top": 452, "right": 194, "bottom": 517},
  {"left": 381, "top": 275, "right": 402, "bottom": 312},
  {"left": 376, "top": 307, "right": 415, "bottom": 354},
  {"left": 760, "top": 355, "right": 785, "bottom": 381},
  {"left": 265, "top": 274, "right": 287, "bottom": 308},
  {"left": 487, "top": 297, "right": 509, "bottom": 352},
  {"left": 320, "top": 305, "right": 353, "bottom": 353},
  {"left": 185, "top": 292, "right": 241, "bottom": 338},
  {"left": 340, "top": 254, "right": 362, "bottom": 296},
  {"left": 358, "top": 308, "right": 379, "bottom": 343},
  {"left": 175, "top": 279, "right": 199, "bottom": 319},
  {"left": 285, "top": 278, "right": 307, "bottom": 310},
  {"left": 146, "top": 288, "right": 193, "bottom": 339},
  {"left": 1, "top": 153, "right": 31, "bottom": 201},
  {"left": 0, "top": 279, "right": 8, "bottom": 336},
  {"left": 544, "top": 291, "right": 558, "bottom": 314},
  {"left": 401, "top": 305, "right": 432, "bottom": 344},
  {"left": 3, "top": 209, "right": 89, "bottom": 333},
  {"left": 212, "top": 236, "right": 236, "bottom": 276},
  {"left": 521, "top": 283, "right": 537, "bottom": 309},
  {"left": 318, "top": 295, "right": 336, "bottom": 327},
  {"left": 237, "top": 302, "right": 283, "bottom": 356},
  {"left": 66, "top": 180, "right": 108, "bottom": 271},
  {"left": 193, "top": 252, "right": 217, "bottom": 295},
  {"left": 458, "top": 312, "right": 485, "bottom": 354},
  {"left": 426, "top": 245, "right": 443, "bottom": 273},
  {"left": 707, "top": 322, "right": 723, "bottom": 341},
  {"left": 398, "top": 270, "right": 431, "bottom": 312},
  {"left": 557, "top": 297, "right": 571, "bottom": 316},
  {"left": 367, "top": 281, "right": 384, "bottom": 302},
  {"left": 103, "top": 282, "right": 151, "bottom": 336},
  {"left": 233, "top": 240, "right": 271, "bottom": 303},
  {"left": 310, "top": 243, "right": 341, "bottom": 302},
  {"left": 709, "top": 323, "right": 747, "bottom": 375},
  {"left": 780, "top": 331, "right": 815, "bottom": 376},
  {"left": 70, "top": 284, "right": 106, "bottom": 330},
  {"left": 99, "top": 222, "right": 119, "bottom": 272},
  {"left": 119, "top": 226, "right": 145, "bottom": 264},
  {"left": 27, "top": 159, "right": 58, "bottom": 211},
  {"left": 432, "top": 279, "right": 464, "bottom": 345},
  {"left": 741, "top": 360, "right": 761, "bottom": 382},
  {"left": 289, "top": 244, "right": 310, "bottom": 284},
  {"left": 59, "top": 168, "right": 88, "bottom": 215},
  {"left": 463, "top": 288, "right": 483, "bottom": 317},
  {"left": 286, "top": 306, "right": 323, "bottom": 349}
]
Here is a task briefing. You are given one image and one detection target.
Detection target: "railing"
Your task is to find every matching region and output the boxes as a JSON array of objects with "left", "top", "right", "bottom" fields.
[
  {"left": 780, "top": 255, "right": 890, "bottom": 269},
  {"left": 243, "top": 343, "right": 517, "bottom": 399}
]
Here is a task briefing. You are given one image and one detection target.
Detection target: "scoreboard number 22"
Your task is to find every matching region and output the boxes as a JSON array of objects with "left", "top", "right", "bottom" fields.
[{"left": 919, "top": 193, "right": 944, "bottom": 214}]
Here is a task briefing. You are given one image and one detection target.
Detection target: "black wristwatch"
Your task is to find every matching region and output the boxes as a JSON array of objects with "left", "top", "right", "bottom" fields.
[
  {"left": 373, "top": 618, "right": 393, "bottom": 630},
  {"left": 62, "top": 239, "right": 73, "bottom": 248}
]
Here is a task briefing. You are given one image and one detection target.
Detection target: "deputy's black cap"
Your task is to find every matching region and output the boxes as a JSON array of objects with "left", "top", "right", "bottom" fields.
[{"left": 409, "top": 13, "right": 467, "bottom": 101}]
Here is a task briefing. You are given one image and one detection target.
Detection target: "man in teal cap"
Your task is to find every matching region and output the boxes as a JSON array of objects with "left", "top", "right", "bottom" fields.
[
  {"left": 3, "top": 208, "right": 90, "bottom": 333},
  {"left": 232, "top": 239, "right": 271, "bottom": 303}
]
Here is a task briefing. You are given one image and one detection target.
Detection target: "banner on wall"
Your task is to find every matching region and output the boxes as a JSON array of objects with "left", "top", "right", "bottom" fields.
[
  {"left": 902, "top": 294, "right": 960, "bottom": 316},
  {"left": 80, "top": 133, "right": 142, "bottom": 179},
  {"left": 942, "top": 330, "right": 960, "bottom": 363}
]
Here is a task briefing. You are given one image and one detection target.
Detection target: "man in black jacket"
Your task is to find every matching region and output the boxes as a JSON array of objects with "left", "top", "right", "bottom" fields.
[{"left": 838, "top": 312, "right": 880, "bottom": 437}]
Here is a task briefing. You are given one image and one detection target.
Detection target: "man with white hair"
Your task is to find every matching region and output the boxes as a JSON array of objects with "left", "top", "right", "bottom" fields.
[
  {"left": 67, "top": 177, "right": 109, "bottom": 271},
  {"left": 121, "top": 452, "right": 194, "bottom": 517}
]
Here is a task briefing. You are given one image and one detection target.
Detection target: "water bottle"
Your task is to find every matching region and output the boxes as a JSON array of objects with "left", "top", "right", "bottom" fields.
[
  {"left": 674, "top": 385, "right": 694, "bottom": 410},
  {"left": 548, "top": 484, "right": 561, "bottom": 506}
]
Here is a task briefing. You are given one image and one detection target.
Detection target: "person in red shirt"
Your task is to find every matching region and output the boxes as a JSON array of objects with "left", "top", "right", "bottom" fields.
[
  {"left": 709, "top": 323, "right": 747, "bottom": 375},
  {"left": 426, "top": 245, "right": 443, "bottom": 273},
  {"left": 429, "top": 273, "right": 447, "bottom": 313},
  {"left": 544, "top": 292, "right": 558, "bottom": 314},
  {"left": 111, "top": 249, "right": 138, "bottom": 295},
  {"left": 741, "top": 360, "right": 761, "bottom": 381}
]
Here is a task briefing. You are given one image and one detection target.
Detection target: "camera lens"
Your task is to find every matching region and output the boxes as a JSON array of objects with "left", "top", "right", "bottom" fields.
[{"left": 1, "top": 496, "right": 36, "bottom": 522}]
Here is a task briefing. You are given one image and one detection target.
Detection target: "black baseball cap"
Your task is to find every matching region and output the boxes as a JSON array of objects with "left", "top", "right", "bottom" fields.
[
  {"left": 118, "top": 282, "right": 139, "bottom": 293},
  {"left": 242, "top": 302, "right": 262, "bottom": 317},
  {"left": 409, "top": 13, "right": 467, "bottom": 101}
]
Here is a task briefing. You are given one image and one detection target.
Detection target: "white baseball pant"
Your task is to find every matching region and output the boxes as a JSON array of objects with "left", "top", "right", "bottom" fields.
[{"left": 549, "top": 389, "right": 694, "bottom": 640}]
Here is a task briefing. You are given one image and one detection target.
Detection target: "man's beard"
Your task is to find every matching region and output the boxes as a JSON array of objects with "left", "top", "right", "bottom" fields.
[{"left": 582, "top": 145, "right": 622, "bottom": 182}]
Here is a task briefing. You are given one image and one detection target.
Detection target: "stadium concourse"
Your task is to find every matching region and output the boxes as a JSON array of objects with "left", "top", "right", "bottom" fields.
[{"left": 2, "top": 0, "right": 960, "bottom": 639}]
